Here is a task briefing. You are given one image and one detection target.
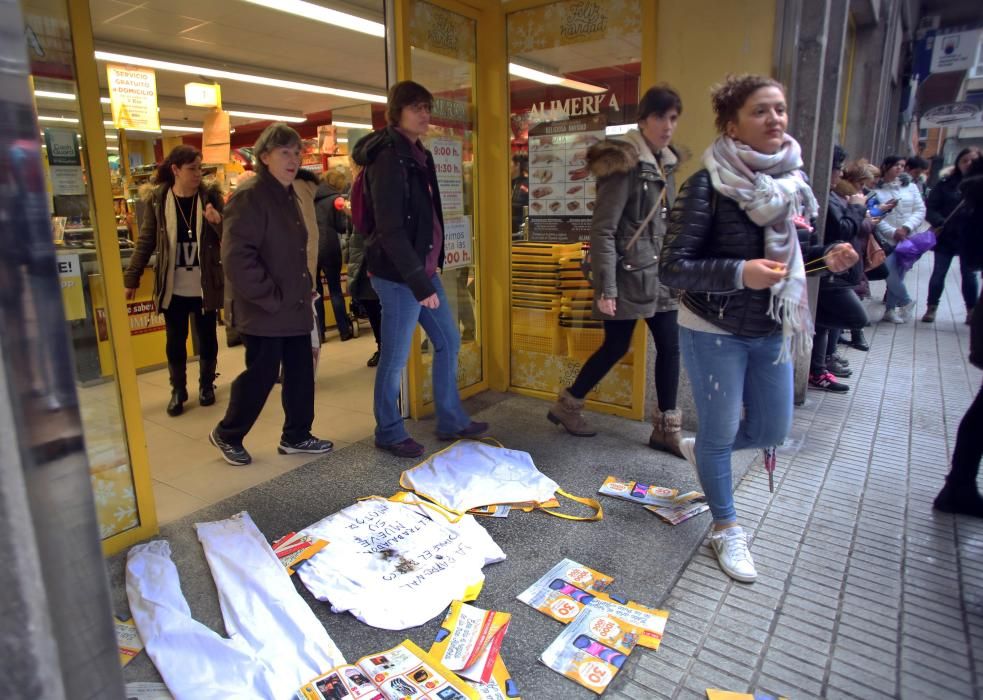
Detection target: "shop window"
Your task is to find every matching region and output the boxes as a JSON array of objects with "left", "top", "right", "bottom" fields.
[
  {"left": 409, "top": 0, "right": 483, "bottom": 405},
  {"left": 507, "top": 0, "right": 642, "bottom": 411}
]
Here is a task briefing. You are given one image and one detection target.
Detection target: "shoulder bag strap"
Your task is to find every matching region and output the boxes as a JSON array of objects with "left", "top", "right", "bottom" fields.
[{"left": 625, "top": 187, "right": 667, "bottom": 251}]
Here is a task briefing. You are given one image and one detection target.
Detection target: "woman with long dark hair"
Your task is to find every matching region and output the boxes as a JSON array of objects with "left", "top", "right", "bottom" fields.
[
  {"left": 124, "top": 145, "right": 224, "bottom": 416},
  {"left": 923, "top": 147, "right": 980, "bottom": 324},
  {"left": 660, "top": 75, "right": 857, "bottom": 582},
  {"left": 547, "top": 85, "right": 685, "bottom": 457}
]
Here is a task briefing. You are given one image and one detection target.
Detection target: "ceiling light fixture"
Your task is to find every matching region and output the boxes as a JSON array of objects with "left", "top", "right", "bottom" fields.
[
  {"left": 107, "top": 146, "right": 120, "bottom": 152},
  {"left": 100, "top": 97, "right": 111, "bottom": 104},
  {"left": 241, "top": 0, "right": 384, "bottom": 37},
  {"left": 95, "top": 50, "right": 386, "bottom": 103},
  {"left": 34, "top": 90, "right": 75, "bottom": 100},
  {"left": 337, "top": 138, "right": 349, "bottom": 143},
  {"left": 160, "top": 125, "right": 203, "bottom": 133},
  {"left": 105, "top": 134, "right": 118, "bottom": 140},
  {"left": 508, "top": 62, "right": 607, "bottom": 95},
  {"left": 227, "top": 109, "right": 306, "bottom": 123},
  {"left": 331, "top": 120, "right": 372, "bottom": 129},
  {"left": 38, "top": 115, "right": 80, "bottom": 123}
]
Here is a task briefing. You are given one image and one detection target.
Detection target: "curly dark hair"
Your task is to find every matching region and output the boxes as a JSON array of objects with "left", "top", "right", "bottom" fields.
[{"left": 710, "top": 74, "right": 785, "bottom": 134}]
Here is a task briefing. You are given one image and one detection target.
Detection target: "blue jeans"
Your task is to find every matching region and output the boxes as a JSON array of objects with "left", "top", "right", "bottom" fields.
[
  {"left": 680, "top": 328, "right": 794, "bottom": 523},
  {"left": 371, "top": 274, "right": 471, "bottom": 444},
  {"left": 884, "top": 251, "right": 911, "bottom": 309}
]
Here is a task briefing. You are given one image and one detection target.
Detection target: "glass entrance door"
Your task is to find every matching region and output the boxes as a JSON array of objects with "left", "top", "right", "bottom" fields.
[{"left": 403, "top": 0, "right": 485, "bottom": 415}]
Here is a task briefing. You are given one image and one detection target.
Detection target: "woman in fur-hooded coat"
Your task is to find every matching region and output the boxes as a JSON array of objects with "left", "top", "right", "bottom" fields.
[{"left": 547, "top": 85, "right": 686, "bottom": 458}]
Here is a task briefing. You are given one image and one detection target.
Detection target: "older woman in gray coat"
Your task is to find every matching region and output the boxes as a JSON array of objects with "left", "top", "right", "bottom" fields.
[{"left": 547, "top": 85, "right": 685, "bottom": 457}]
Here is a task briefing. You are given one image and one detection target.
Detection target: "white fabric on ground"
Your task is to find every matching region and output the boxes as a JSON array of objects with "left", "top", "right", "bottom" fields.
[
  {"left": 126, "top": 511, "right": 344, "bottom": 700},
  {"left": 297, "top": 497, "right": 505, "bottom": 630},
  {"left": 400, "top": 440, "right": 560, "bottom": 512}
]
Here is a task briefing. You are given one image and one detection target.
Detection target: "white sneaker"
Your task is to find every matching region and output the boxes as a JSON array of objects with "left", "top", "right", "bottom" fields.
[
  {"left": 899, "top": 301, "right": 915, "bottom": 322},
  {"left": 883, "top": 308, "right": 904, "bottom": 324},
  {"left": 679, "top": 436, "right": 697, "bottom": 468},
  {"left": 709, "top": 526, "right": 757, "bottom": 582}
]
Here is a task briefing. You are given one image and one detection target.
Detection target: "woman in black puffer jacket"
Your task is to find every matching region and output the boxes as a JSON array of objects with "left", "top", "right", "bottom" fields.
[
  {"left": 923, "top": 147, "right": 980, "bottom": 323},
  {"left": 660, "top": 75, "right": 857, "bottom": 584}
]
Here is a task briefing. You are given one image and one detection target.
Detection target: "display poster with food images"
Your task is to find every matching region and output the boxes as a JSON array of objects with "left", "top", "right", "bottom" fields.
[{"left": 527, "top": 115, "right": 604, "bottom": 243}]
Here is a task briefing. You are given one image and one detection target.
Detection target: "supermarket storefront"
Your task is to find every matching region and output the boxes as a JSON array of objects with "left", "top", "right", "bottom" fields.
[{"left": 14, "top": 0, "right": 778, "bottom": 553}]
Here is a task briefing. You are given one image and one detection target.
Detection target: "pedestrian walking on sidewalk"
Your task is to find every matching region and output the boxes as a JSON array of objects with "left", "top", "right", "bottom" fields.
[
  {"left": 124, "top": 145, "right": 225, "bottom": 418},
  {"left": 934, "top": 306, "right": 983, "bottom": 515},
  {"left": 209, "top": 124, "right": 334, "bottom": 466},
  {"left": 934, "top": 160, "right": 983, "bottom": 516},
  {"left": 923, "top": 147, "right": 980, "bottom": 324},
  {"left": 660, "top": 74, "right": 858, "bottom": 583},
  {"left": 353, "top": 81, "right": 487, "bottom": 458},
  {"left": 547, "top": 85, "right": 685, "bottom": 456}
]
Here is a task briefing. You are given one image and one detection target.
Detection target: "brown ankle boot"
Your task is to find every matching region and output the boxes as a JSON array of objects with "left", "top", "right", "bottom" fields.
[
  {"left": 921, "top": 304, "right": 937, "bottom": 322},
  {"left": 547, "top": 389, "right": 596, "bottom": 437},
  {"left": 648, "top": 408, "right": 684, "bottom": 457}
]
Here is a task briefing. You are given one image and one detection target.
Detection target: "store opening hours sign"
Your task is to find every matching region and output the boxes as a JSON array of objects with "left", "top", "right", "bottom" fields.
[
  {"left": 431, "top": 136, "right": 464, "bottom": 219},
  {"left": 443, "top": 216, "right": 473, "bottom": 270}
]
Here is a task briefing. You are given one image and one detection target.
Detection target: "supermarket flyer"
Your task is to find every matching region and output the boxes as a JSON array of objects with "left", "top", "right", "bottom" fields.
[{"left": 540, "top": 605, "right": 642, "bottom": 694}]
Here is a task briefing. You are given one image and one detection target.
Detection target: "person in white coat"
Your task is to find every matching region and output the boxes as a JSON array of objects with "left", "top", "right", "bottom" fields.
[{"left": 871, "top": 155, "right": 927, "bottom": 323}]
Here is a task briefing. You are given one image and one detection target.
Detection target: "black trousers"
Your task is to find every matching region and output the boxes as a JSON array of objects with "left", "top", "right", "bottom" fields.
[
  {"left": 216, "top": 334, "right": 314, "bottom": 445},
  {"left": 569, "top": 311, "right": 680, "bottom": 411},
  {"left": 810, "top": 287, "right": 868, "bottom": 373},
  {"left": 949, "top": 382, "right": 983, "bottom": 487},
  {"left": 162, "top": 294, "right": 218, "bottom": 383},
  {"left": 358, "top": 297, "right": 383, "bottom": 347}
]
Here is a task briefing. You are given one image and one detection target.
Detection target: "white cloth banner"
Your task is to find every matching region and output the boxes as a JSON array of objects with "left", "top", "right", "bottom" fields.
[
  {"left": 297, "top": 497, "right": 505, "bottom": 630},
  {"left": 400, "top": 440, "right": 561, "bottom": 513},
  {"left": 126, "top": 512, "right": 344, "bottom": 700}
]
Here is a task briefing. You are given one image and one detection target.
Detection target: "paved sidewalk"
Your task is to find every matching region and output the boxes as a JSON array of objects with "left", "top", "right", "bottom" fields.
[{"left": 613, "top": 257, "right": 983, "bottom": 699}]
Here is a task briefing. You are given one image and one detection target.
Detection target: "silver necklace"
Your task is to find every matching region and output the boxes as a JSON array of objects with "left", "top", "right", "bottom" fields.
[{"left": 174, "top": 191, "right": 196, "bottom": 238}]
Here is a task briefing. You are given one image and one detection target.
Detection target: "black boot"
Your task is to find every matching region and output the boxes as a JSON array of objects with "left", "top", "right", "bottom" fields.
[
  {"left": 167, "top": 364, "right": 188, "bottom": 417},
  {"left": 850, "top": 329, "right": 869, "bottom": 351},
  {"left": 199, "top": 359, "right": 217, "bottom": 406},
  {"left": 933, "top": 480, "right": 983, "bottom": 517}
]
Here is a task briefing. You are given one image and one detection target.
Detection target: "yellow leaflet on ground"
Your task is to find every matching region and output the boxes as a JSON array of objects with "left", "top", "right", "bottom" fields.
[
  {"left": 705, "top": 691, "right": 790, "bottom": 700},
  {"left": 516, "top": 558, "right": 616, "bottom": 624},
  {"left": 430, "top": 601, "right": 512, "bottom": 686},
  {"left": 464, "top": 656, "right": 522, "bottom": 700},
  {"left": 270, "top": 531, "right": 329, "bottom": 575},
  {"left": 115, "top": 617, "right": 143, "bottom": 667},
  {"left": 298, "top": 639, "right": 478, "bottom": 700},
  {"left": 540, "top": 607, "right": 644, "bottom": 695},
  {"left": 598, "top": 475, "right": 678, "bottom": 506},
  {"left": 585, "top": 596, "right": 670, "bottom": 651}
]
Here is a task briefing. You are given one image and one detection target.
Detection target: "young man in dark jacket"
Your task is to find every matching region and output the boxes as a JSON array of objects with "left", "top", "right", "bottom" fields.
[
  {"left": 209, "top": 124, "right": 333, "bottom": 466},
  {"left": 351, "top": 81, "right": 486, "bottom": 458}
]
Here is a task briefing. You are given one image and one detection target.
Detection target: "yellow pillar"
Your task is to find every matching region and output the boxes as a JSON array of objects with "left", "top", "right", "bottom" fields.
[{"left": 475, "top": 2, "right": 510, "bottom": 392}]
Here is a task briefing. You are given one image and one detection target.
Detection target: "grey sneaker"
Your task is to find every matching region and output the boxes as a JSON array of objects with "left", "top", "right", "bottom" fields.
[
  {"left": 209, "top": 428, "right": 251, "bottom": 466},
  {"left": 278, "top": 436, "right": 334, "bottom": 455},
  {"left": 709, "top": 526, "right": 757, "bottom": 582}
]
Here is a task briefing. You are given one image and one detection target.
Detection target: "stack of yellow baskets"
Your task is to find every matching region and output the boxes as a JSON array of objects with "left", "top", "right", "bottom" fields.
[
  {"left": 509, "top": 242, "right": 571, "bottom": 355},
  {"left": 559, "top": 246, "right": 605, "bottom": 361}
]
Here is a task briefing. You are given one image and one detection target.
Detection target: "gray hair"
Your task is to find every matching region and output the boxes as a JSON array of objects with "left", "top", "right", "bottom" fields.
[{"left": 252, "top": 123, "right": 302, "bottom": 175}]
